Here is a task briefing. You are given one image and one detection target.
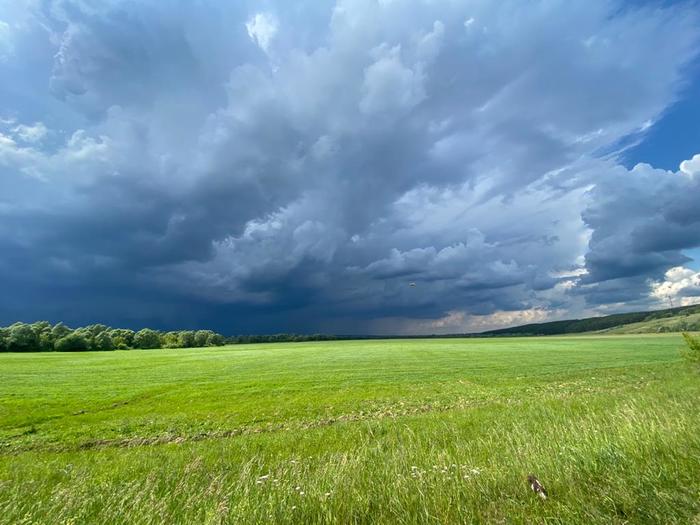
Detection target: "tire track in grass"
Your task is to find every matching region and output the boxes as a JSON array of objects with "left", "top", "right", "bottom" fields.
[
  {"left": 0, "top": 385, "right": 176, "bottom": 441},
  {"left": 0, "top": 378, "right": 655, "bottom": 455}
]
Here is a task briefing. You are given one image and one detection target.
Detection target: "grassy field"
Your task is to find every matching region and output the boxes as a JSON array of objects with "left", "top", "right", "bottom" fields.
[
  {"left": 600, "top": 313, "right": 700, "bottom": 334},
  {"left": 1, "top": 335, "right": 699, "bottom": 524}
]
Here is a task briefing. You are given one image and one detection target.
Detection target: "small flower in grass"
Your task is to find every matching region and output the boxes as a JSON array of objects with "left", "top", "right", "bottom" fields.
[{"left": 410, "top": 466, "right": 422, "bottom": 478}]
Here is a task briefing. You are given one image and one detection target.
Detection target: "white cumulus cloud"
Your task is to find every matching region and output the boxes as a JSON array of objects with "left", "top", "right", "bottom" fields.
[
  {"left": 680, "top": 154, "right": 700, "bottom": 177},
  {"left": 651, "top": 266, "right": 700, "bottom": 307},
  {"left": 13, "top": 122, "right": 48, "bottom": 143},
  {"left": 246, "top": 12, "right": 278, "bottom": 53}
]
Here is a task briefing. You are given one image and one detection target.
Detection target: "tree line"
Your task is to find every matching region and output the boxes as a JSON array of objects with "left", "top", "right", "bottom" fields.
[
  {"left": 0, "top": 322, "right": 344, "bottom": 352},
  {"left": 0, "top": 322, "right": 226, "bottom": 352}
]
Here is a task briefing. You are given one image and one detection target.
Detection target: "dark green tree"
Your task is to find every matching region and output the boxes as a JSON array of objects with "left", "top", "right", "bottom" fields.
[
  {"left": 194, "top": 330, "right": 212, "bottom": 347},
  {"left": 85, "top": 324, "right": 109, "bottom": 337},
  {"left": 51, "top": 322, "right": 72, "bottom": 340},
  {"left": 55, "top": 333, "right": 90, "bottom": 352},
  {"left": 161, "top": 331, "right": 180, "bottom": 348},
  {"left": 177, "top": 330, "right": 196, "bottom": 348},
  {"left": 0, "top": 327, "right": 8, "bottom": 352},
  {"left": 134, "top": 328, "right": 161, "bottom": 349},
  {"left": 109, "top": 329, "right": 135, "bottom": 349},
  {"left": 7, "top": 323, "right": 40, "bottom": 352},
  {"left": 206, "top": 332, "right": 225, "bottom": 346},
  {"left": 94, "top": 331, "right": 115, "bottom": 351}
]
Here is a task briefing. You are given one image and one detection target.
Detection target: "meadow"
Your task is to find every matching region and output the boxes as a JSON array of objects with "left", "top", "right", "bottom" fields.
[
  {"left": 1, "top": 335, "right": 698, "bottom": 524},
  {"left": 602, "top": 312, "right": 700, "bottom": 334}
]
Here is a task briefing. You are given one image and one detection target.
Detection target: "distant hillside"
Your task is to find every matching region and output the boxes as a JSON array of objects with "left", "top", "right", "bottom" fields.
[
  {"left": 482, "top": 304, "right": 700, "bottom": 336},
  {"left": 598, "top": 311, "right": 700, "bottom": 334}
]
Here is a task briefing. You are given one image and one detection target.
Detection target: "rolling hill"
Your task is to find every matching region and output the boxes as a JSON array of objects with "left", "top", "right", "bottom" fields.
[{"left": 481, "top": 303, "right": 700, "bottom": 336}]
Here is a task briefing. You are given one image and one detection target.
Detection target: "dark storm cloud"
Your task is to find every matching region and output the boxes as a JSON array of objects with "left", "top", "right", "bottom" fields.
[
  {"left": 579, "top": 161, "right": 700, "bottom": 305},
  {"left": 0, "top": 0, "right": 699, "bottom": 333},
  {"left": 583, "top": 164, "right": 700, "bottom": 282}
]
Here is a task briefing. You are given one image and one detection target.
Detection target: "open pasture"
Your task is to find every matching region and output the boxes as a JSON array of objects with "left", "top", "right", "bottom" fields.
[{"left": 1, "top": 335, "right": 699, "bottom": 524}]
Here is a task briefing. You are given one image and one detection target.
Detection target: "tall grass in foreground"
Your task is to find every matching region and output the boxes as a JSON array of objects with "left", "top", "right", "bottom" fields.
[
  {"left": 1, "top": 335, "right": 699, "bottom": 524},
  {"left": 681, "top": 332, "right": 700, "bottom": 365}
]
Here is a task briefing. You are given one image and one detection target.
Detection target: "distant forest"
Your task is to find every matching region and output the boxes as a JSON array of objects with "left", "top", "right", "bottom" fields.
[{"left": 0, "top": 321, "right": 338, "bottom": 352}]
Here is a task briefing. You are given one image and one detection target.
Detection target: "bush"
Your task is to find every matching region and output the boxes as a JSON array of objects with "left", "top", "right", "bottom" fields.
[
  {"left": 681, "top": 332, "right": 700, "bottom": 365},
  {"left": 55, "top": 333, "right": 90, "bottom": 352}
]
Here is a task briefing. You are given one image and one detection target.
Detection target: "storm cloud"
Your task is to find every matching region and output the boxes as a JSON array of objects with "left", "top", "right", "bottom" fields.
[{"left": 0, "top": 0, "right": 699, "bottom": 333}]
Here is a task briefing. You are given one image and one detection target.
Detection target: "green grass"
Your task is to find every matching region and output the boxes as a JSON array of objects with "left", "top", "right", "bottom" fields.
[
  {"left": 1, "top": 335, "right": 699, "bottom": 524},
  {"left": 600, "top": 313, "right": 700, "bottom": 334}
]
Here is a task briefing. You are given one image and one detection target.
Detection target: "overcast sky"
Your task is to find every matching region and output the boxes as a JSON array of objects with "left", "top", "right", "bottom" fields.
[{"left": 1, "top": 0, "right": 699, "bottom": 334}]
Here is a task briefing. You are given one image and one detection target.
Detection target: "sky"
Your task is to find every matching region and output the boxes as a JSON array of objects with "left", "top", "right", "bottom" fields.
[{"left": 1, "top": 0, "right": 700, "bottom": 335}]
